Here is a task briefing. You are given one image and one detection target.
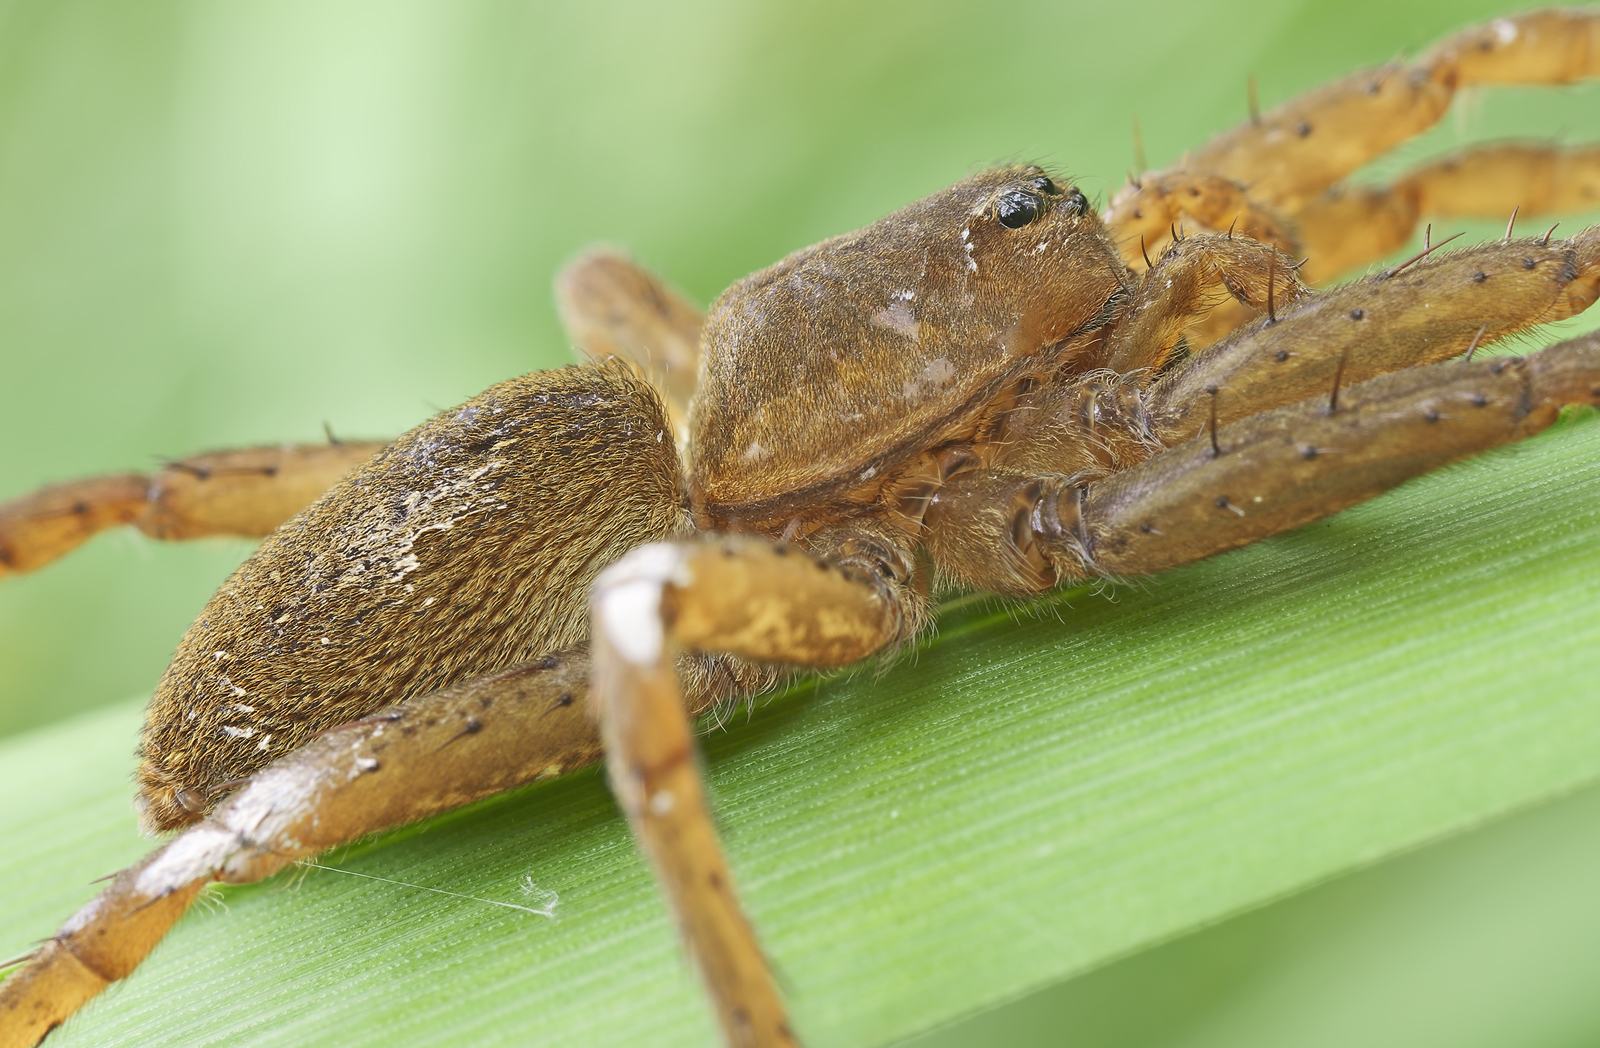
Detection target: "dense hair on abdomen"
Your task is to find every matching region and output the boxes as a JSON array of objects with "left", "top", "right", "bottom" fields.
[{"left": 138, "top": 364, "right": 684, "bottom": 830}]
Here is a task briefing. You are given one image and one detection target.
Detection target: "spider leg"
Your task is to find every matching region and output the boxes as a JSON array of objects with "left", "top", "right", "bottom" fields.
[
  {"left": 1149, "top": 228, "right": 1600, "bottom": 442},
  {"left": 1296, "top": 142, "right": 1600, "bottom": 282},
  {"left": 1101, "top": 233, "right": 1307, "bottom": 373},
  {"left": 926, "top": 332, "right": 1600, "bottom": 591},
  {"left": 1106, "top": 10, "right": 1600, "bottom": 281},
  {"left": 0, "top": 654, "right": 598, "bottom": 1048},
  {"left": 556, "top": 248, "right": 704, "bottom": 445},
  {"left": 1183, "top": 9, "right": 1600, "bottom": 214},
  {"left": 1099, "top": 170, "right": 1299, "bottom": 272},
  {"left": 0, "top": 440, "right": 384, "bottom": 580},
  {"left": 591, "top": 530, "right": 916, "bottom": 1048}
]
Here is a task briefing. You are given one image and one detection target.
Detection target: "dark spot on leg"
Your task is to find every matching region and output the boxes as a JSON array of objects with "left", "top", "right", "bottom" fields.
[
  {"left": 537, "top": 655, "right": 561, "bottom": 670},
  {"left": 1424, "top": 409, "right": 1441, "bottom": 423},
  {"left": 1489, "top": 361, "right": 1508, "bottom": 375},
  {"left": 71, "top": 501, "right": 88, "bottom": 515},
  {"left": 1349, "top": 308, "right": 1365, "bottom": 320},
  {"left": 1274, "top": 350, "right": 1289, "bottom": 362},
  {"left": 1473, "top": 271, "right": 1488, "bottom": 283},
  {"left": 708, "top": 870, "right": 724, "bottom": 890},
  {"left": 1295, "top": 120, "right": 1312, "bottom": 137},
  {"left": 174, "top": 788, "right": 207, "bottom": 813},
  {"left": 1472, "top": 393, "right": 1491, "bottom": 407},
  {"left": 1140, "top": 522, "right": 1153, "bottom": 533},
  {"left": 1300, "top": 445, "right": 1319, "bottom": 460},
  {"left": 1523, "top": 258, "right": 1537, "bottom": 269}
]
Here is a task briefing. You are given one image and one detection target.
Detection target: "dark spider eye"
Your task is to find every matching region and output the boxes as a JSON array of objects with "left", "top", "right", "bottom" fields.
[
  {"left": 1025, "top": 175, "right": 1060, "bottom": 196},
  {"left": 1062, "top": 187, "right": 1088, "bottom": 216},
  {"left": 996, "top": 190, "right": 1041, "bottom": 229}
]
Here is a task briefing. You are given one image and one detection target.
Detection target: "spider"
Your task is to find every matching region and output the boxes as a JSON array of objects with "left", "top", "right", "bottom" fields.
[{"left": 5, "top": 8, "right": 1600, "bottom": 1047}]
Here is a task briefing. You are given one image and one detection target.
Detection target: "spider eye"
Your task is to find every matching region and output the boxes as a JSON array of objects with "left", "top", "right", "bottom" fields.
[
  {"left": 996, "top": 190, "right": 1042, "bottom": 229},
  {"left": 1062, "top": 187, "right": 1088, "bottom": 216},
  {"left": 1025, "top": 175, "right": 1061, "bottom": 196}
]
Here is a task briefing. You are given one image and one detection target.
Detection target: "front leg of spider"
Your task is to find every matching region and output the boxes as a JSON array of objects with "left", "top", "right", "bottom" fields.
[{"left": 591, "top": 534, "right": 912, "bottom": 1048}]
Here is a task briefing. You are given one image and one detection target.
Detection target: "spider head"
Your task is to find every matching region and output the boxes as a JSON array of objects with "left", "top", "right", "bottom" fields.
[{"left": 950, "top": 165, "right": 1130, "bottom": 356}]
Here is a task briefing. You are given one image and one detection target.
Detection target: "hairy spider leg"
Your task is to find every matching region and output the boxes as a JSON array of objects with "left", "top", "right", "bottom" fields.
[
  {"left": 1100, "top": 233, "right": 1309, "bottom": 373},
  {"left": 591, "top": 530, "right": 919, "bottom": 1048},
  {"left": 1105, "top": 9, "right": 1600, "bottom": 282},
  {"left": 557, "top": 248, "right": 706, "bottom": 446},
  {"left": 0, "top": 440, "right": 385, "bottom": 579},
  {"left": 923, "top": 332, "right": 1600, "bottom": 594},
  {"left": 0, "top": 655, "right": 601, "bottom": 1048},
  {"left": 1296, "top": 143, "right": 1600, "bottom": 282},
  {"left": 1086, "top": 333, "right": 1600, "bottom": 577},
  {"left": 1149, "top": 229, "right": 1600, "bottom": 439}
]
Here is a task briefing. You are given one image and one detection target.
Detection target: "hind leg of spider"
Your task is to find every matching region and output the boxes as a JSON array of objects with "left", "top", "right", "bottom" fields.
[
  {"left": 591, "top": 528, "right": 921, "bottom": 1048},
  {"left": 0, "top": 439, "right": 386, "bottom": 580},
  {"left": 926, "top": 332, "right": 1600, "bottom": 594},
  {"left": 0, "top": 654, "right": 605, "bottom": 1048},
  {"left": 556, "top": 249, "right": 704, "bottom": 445}
]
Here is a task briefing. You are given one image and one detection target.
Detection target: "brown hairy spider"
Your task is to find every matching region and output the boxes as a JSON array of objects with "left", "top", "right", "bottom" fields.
[{"left": 5, "top": 8, "right": 1600, "bottom": 1047}]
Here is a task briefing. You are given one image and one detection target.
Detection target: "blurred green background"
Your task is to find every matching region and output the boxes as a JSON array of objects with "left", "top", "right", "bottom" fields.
[{"left": 3, "top": 1, "right": 1600, "bottom": 1046}]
